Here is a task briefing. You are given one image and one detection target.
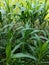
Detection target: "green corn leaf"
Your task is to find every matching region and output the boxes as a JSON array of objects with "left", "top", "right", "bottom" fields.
[
  {"left": 11, "top": 43, "right": 23, "bottom": 54},
  {"left": 11, "top": 53, "right": 37, "bottom": 61},
  {"left": 28, "top": 44, "right": 36, "bottom": 55},
  {"left": 41, "top": 41, "right": 49, "bottom": 53},
  {"left": 6, "top": 42, "right": 11, "bottom": 65},
  {"left": 39, "top": 41, "right": 49, "bottom": 59}
]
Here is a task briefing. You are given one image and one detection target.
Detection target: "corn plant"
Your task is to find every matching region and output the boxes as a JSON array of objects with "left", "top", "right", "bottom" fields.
[{"left": 0, "top": 0, "right": 49, "bottom": 65}]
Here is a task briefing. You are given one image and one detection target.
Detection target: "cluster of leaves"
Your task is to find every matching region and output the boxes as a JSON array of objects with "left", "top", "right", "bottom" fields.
[{"left": 0, "top": 0, "right": 49, "bottom": 65}]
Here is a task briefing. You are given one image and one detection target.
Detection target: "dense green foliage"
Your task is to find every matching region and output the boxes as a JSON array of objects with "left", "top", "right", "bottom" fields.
[{"left": 0, "top": 0, "right": 49, "bottom": 65}]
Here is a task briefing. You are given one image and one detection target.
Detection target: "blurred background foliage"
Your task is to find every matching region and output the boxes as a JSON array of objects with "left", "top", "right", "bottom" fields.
[{"left": 0, "top": 0, "right": 49, "bottom": 21}]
